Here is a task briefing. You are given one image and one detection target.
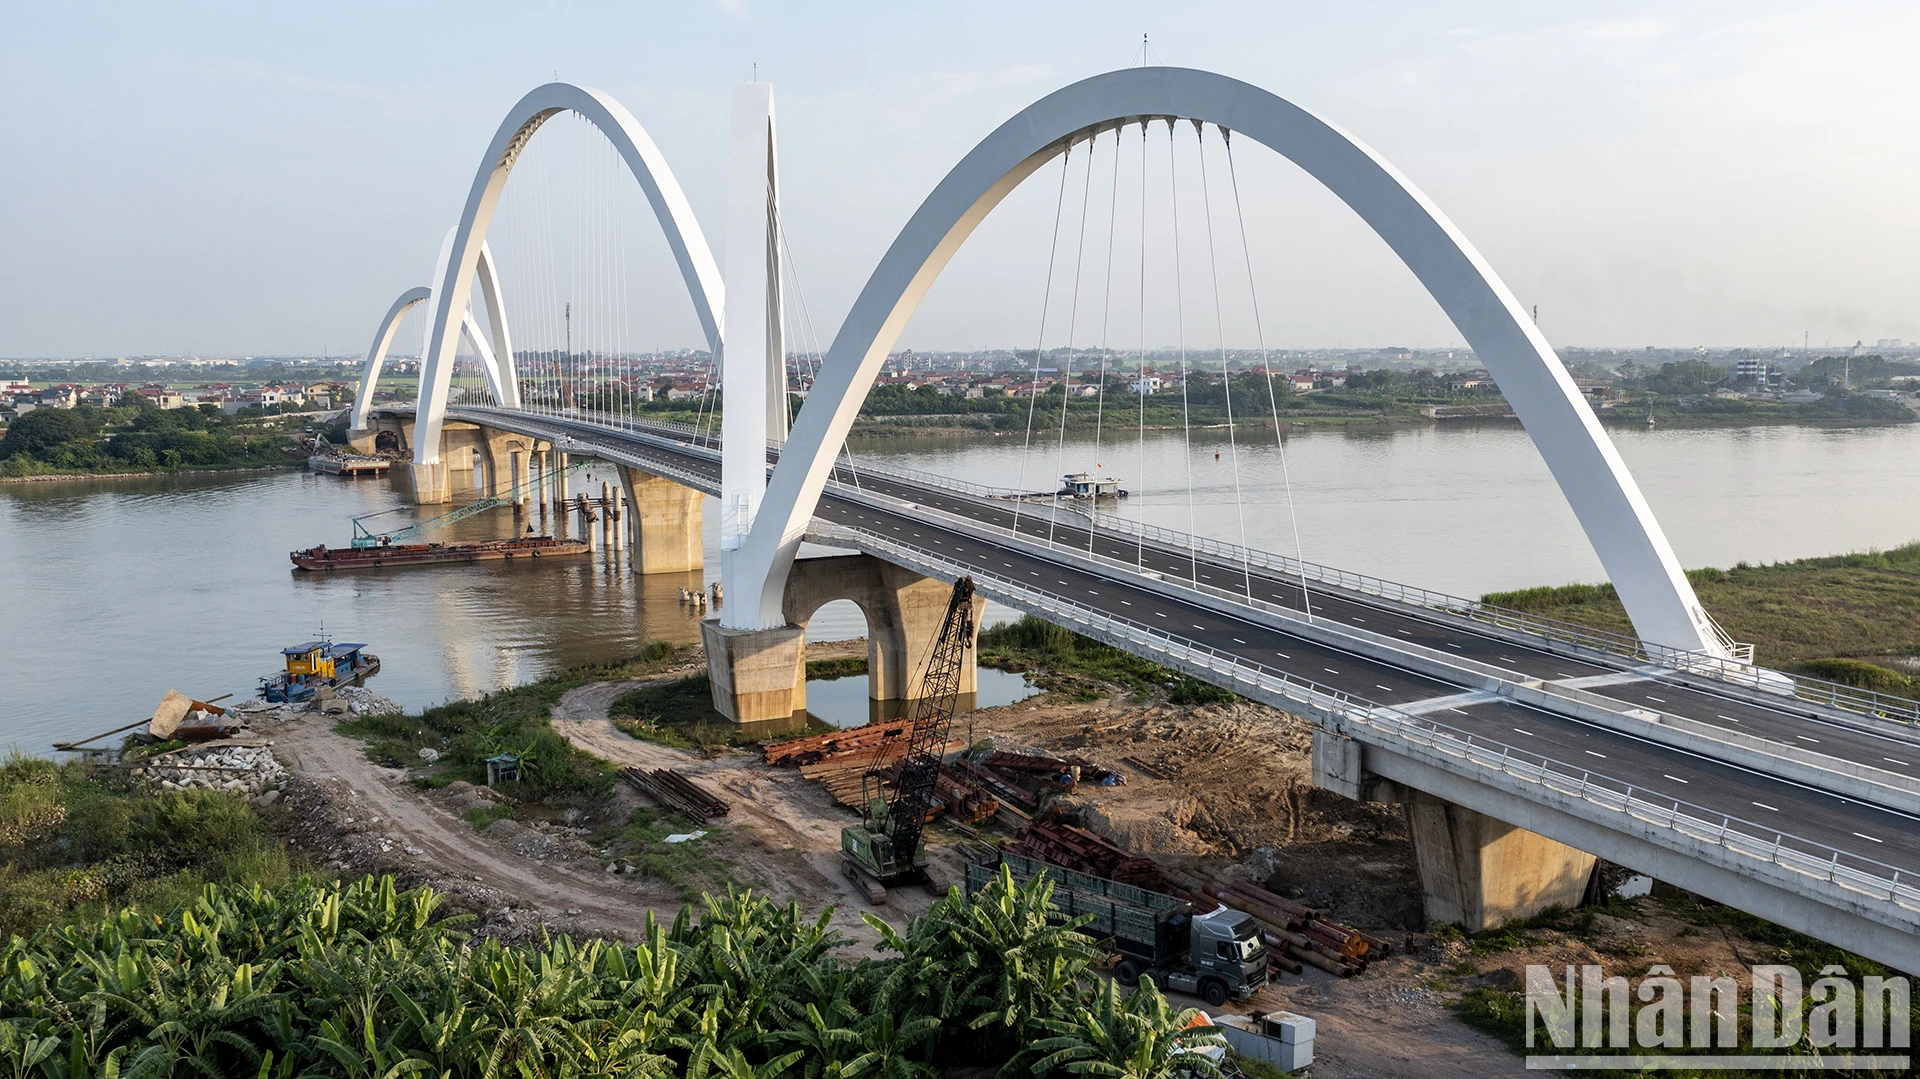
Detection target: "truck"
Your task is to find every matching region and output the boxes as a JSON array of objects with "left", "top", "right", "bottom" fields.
[{"left": 966, "top": 850, "right": 1266, "bottom": 1006}]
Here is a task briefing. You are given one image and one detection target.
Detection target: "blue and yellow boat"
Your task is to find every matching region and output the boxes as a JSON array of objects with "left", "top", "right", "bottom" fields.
[{"left": 261, "top": 639, "right": 380, "bottom": 703}]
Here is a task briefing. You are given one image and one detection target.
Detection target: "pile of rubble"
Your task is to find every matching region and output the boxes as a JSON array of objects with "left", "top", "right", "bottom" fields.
[{"left": 135, "top": 745, "right": 289, "bottom": 799}]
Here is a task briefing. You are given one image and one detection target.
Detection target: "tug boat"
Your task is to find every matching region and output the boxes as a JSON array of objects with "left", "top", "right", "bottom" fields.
[{"left": 261, "top": 639, "right": 380, "bottom": 703}]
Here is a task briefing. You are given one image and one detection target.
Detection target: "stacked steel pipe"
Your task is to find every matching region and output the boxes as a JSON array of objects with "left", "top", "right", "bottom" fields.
[
  {"left": 1159, "top": 867, "right": 1386, "bottom": 978},
  {"left": 618, "top": 767, "right": 730, "bottom": 823}
]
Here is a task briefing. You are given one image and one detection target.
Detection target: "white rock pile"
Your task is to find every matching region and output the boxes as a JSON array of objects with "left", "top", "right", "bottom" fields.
[{"left": 136, "top": 746, "right": 289, "bottom": 797}]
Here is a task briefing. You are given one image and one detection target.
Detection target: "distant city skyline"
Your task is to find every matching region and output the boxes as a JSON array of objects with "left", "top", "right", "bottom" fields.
[{"left": 3, "top": 2, "right": 1917, "bottom": 356}]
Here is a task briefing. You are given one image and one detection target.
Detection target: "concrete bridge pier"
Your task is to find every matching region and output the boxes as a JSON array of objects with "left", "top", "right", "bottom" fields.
[
  {"left": 550, "top": 452, "right": 570, "bottom": 538},
  {"left": 614, "top": 465, "right": 704, "bottom": 574},
  {"left": 1312, "top": 730, "right": 1596, "bottom": 931},
  {"left": 701, "top": 553, "right": 985, "bottom": 724}
]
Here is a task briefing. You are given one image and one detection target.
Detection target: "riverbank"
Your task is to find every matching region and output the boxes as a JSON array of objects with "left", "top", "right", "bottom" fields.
[
  {"left": 0, "top": 463, "right": 300, "bottom": 484},
  {"left": 13, "top": 638, "right": 1899, "bottom": 1076},
  {"left": 1484, "top": 540, "right": 1920, "bottom": 685}
]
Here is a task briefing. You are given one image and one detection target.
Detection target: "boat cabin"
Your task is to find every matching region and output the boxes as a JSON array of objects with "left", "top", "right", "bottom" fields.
[
  {"left": 279, "top": 641, "right": 369, "bottom": 683},
  {"left": 1060, "top": 473, "right": 1125, "bottom": 499}
]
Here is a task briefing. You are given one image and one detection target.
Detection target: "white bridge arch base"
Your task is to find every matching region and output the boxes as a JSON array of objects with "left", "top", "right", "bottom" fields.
[{"left": 732, "top": 66, "right": 1730, "bottom": 660}]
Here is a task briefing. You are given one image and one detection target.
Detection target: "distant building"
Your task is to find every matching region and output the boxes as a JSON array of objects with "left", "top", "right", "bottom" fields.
[
  {"left": 1732, "top": 358, "right": 1784, "bottom": 390},
  {"left": 1130, "top": 375, "right": 1162, "bottom": 395}
]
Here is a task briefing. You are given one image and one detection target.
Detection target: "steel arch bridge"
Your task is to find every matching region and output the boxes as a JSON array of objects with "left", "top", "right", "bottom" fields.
[{"left": 349, "top": 68, "right": 1920, "bottom": 972}]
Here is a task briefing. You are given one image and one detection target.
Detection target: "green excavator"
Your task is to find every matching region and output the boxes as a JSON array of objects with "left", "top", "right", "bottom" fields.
[{"left": 840, "top": 576, "right": 976, "bottom": 904}]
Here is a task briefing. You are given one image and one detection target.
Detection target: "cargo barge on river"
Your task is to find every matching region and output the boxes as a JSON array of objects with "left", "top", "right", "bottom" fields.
[{"left": 290, "top": 536, "right": 590, "bottom": 571}]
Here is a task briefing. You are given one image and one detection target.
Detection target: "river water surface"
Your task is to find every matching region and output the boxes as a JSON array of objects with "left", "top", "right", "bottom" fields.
[{"left": 5, "top": 421, "right": 1918, "bottom": 754}]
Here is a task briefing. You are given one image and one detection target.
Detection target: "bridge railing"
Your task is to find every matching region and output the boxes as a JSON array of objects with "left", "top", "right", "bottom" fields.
[
  {"left": 812, "top": 522, "right": 1920, "bottom": 922},
  {"left": 826, "top": 457, "right": 1920, "bottom": 726}
]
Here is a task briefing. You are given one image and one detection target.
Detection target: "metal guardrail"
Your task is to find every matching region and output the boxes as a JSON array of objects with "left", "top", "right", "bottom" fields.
[
  {"left": 441, "top": 406, "right": 1920, "bottom": 726},
  {"left": 814, "top": 522, "right": 1920, "bottom": 920}
]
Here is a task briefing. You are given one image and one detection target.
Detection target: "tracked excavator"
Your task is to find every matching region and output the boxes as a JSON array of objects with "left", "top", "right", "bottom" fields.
[{"left": 840, "top": 576, "right": 976, "bottom": 904}]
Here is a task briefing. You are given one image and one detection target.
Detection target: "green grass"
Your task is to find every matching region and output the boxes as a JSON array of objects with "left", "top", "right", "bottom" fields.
[
  {"left": 1482, "top": 542, "right": 1920, "bottom": 673},
  {"left": 977, "top": 614, "right": 1239, "bottom": 704},
  {"left": 610, "top": 673, "right": 833, "bottom": 748},
  {"left": 0, "top": 752, "right": 290, "bottom": 940},
  {"left": 805, "top": 656, "right": 868, "bottom": 679},
  {"left": 338, "top": 641, "right": 691, "bottom": 801},
  {"left": 465, "top": 804, "right": 518, "bottom": 830},
  {"left": 595, "top": 805, "right": 737, "bottom": 899}
]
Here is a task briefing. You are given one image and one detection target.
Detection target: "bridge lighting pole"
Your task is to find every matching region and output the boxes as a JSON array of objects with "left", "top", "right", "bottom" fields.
[{"left": 719, "top": 80, "right": 785, "bottom": 629}]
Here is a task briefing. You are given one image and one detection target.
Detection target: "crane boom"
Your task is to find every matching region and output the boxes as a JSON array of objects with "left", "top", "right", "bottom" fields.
[{"left": 843, "top": 576, "right": 976, "bottom": 901}]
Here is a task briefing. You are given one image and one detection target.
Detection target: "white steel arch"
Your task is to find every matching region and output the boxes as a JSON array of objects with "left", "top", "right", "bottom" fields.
[
  {"left": 349, "top": 286, "right": 430, "bottom": 431},
  {"left": 412, "top": 82, "right": 725, "bottom": 484},
  {"left": 350, "top": 238, "right": 518, "bottom": 430},
  {"left": 737, "top": 66, "right": 1728, "bottom": 657}
]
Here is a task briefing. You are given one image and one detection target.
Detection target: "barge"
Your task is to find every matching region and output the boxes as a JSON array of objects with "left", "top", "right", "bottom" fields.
[
  {"left": 290, "top": 536, "right": 590, "bottom": 571},
  {"left": 262, "top": 639, "right": 380, "bottom": 703},
  {"left": 308, "top": 453, "right": 391, "bottom": 477}
]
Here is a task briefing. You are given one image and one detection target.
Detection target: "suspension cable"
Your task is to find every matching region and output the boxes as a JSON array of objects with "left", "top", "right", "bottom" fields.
[
  {"left": 1090, "top": 125, "right": 1122, "bottom": 556},
  {"left": 1224, "top": 130, "right": 1314, "bottom": 619},
  {"left": 1168, "top": 119, "right": 1198, "bottom": 584},
  {"left": 1196, "top": 121, "right": 1255, "bottom": 599},
  {"left": 1047, "top": 138, "right": 1097, "bottom": 549},
  {"left": 1011, "top": 138, "right": 1075, "bottom": 540},
  {"left": 1134, "top": 121, "right": 1149, "bottom": 573}
]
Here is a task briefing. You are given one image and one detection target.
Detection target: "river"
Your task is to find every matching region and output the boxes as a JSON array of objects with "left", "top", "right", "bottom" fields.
[{"left": 5, "top": 421, "right": 1918, "bottom": 754}]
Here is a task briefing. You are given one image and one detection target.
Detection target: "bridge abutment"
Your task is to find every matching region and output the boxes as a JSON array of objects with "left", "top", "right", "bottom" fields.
[
  {"left": 1313, "top": 729, "right": 1595, "bottom": 930},
  {"left": 702, "top": 554, "right": 984, "bottom": 723}
]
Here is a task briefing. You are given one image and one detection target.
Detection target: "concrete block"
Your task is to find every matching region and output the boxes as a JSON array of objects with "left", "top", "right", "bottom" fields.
[{"left": 701, "top": 619, "right": 806, "bottom": 724}]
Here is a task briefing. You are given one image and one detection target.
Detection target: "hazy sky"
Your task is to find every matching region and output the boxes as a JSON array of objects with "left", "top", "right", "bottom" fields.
[{"left": 2, "top": 1, "right": 1917, "bottom": 358}]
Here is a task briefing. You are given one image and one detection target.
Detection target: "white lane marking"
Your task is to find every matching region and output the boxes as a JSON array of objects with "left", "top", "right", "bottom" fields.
[
  {"left": 1352, "top": 616, "right": 1366, "bottom": 623},
  {"left": 1193, "top": 624, "right": 1204, "bottom": 630},
  {"left": 1003, "top": 563, "right": 1012, "bottom": 568},
  {"left": 1446, "top": 642, "right": 1461, "bottom": 649},
  {"left": 1121, "top": 600, "right": 1132, "bottom": 606},
  {"left": 1645, "top": 695, "right": 1666, "bottom": 703},
  {"left": 1513, "top": 728, "right": 1534, "bottom": 737},
  {"left": 1088, "top": 591, "right": 1099, "bottom": 596},
  {"left": 1500, "top": 656, "right": 1515, "bottom": 663},
  {"left": 1156, "top": 612, "right": 1167, "bottom": 618},
  {"left": 1663, "top": 775, "right": 1689, "bottom": 784},
  {"left": 1233, "top": 638, "right": 1247, "bottom": 644},
  {"left": 1585, "top": 750, "right": 1607, "bottom": 759},
  {"left": 1753, "top": 801, "right": 1778, "bottom": 812},
  {"left": 1376, "top": 685, "right": 1394, "bottom": 693},
  {"left": 1324, "top": 667, "right": 1340, "bottom": 675},
  {"left": 1796, "top": 736, "right": 1821, "bottom": 743},
  {"left": 1558, "top": 673, "right": 1578, "bottom": 679},
  {"left": 1398, "top": 629, "right": 1412, "bottom": 636},
  {"left": 1854, "top": 832, "right": 1883, "bottom": 843},
  {"left": 1717, "top": 714, "right": 1741, "bottom": 724},
  {"left": 1885, "top": 757, "right": 1910, "bottom": 767},
  {"left": 1275, "top": 652, "right": 1291, "bottom": 660}
]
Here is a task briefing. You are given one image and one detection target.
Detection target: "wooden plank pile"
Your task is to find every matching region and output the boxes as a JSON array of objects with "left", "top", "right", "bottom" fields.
[
  {"left": 1160, "top": 866, "right": 1390, "bottom": 978},
  {"left": 619, "top": 767, "right": 730, "bottom": 823},
  {"left": 763, "top": 722, "right": 914, "bottom": 767},
  {"left": 1009, "top": 820, "right": 1175, "bottom": 894}
]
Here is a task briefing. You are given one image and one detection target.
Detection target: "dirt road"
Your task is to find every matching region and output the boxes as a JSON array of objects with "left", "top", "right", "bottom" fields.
[{"left": 269, "top": 704, "right": 684, "bottom": 942}]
